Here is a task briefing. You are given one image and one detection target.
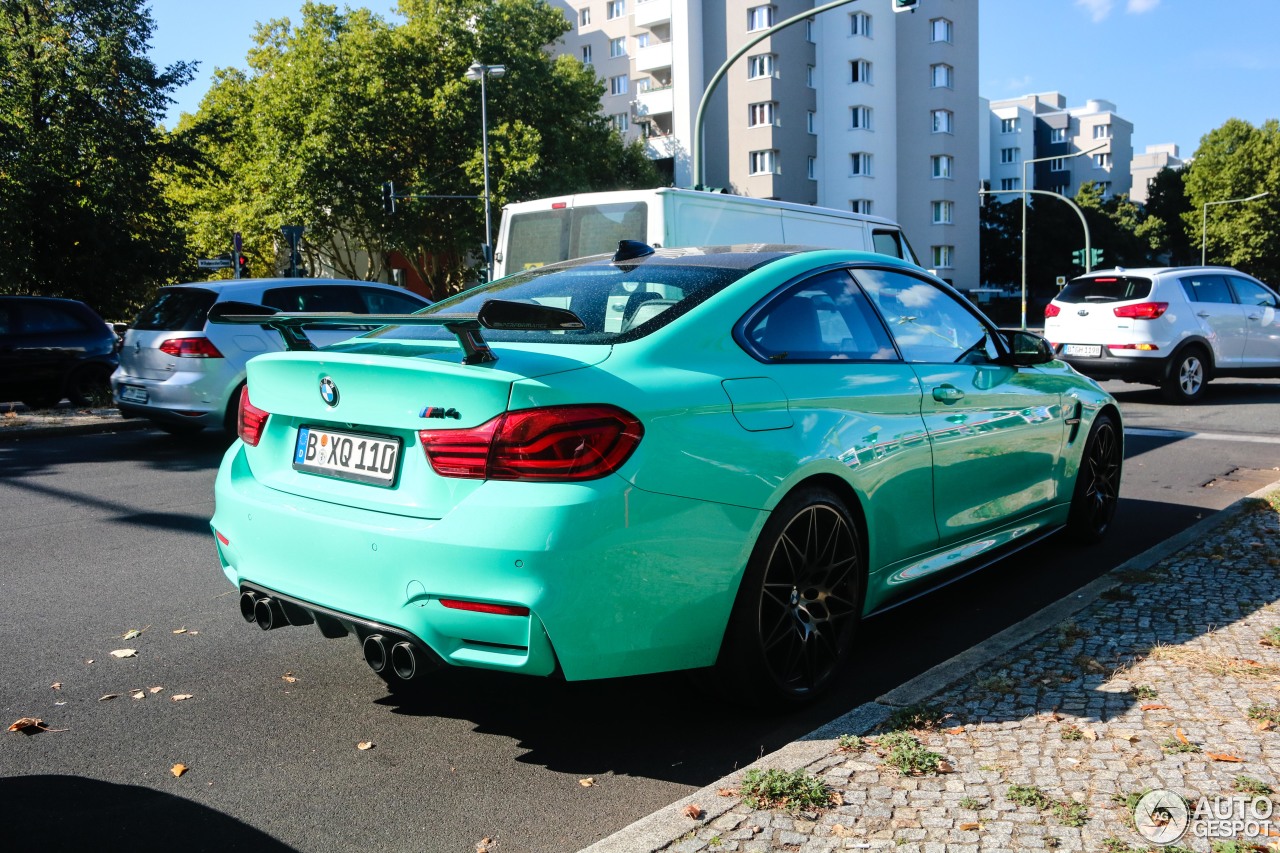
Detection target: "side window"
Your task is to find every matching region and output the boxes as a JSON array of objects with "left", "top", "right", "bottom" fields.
[
  {"left": 20, "top": 303, "right": 87, "bottom": 334},
  {"left": 743, "top": 269, "right": 897, "bottom": 362},
  {"left": 1179, "top": 274, "right": 1234, "bottom": 304},
  {"left": 855, "top": 268, "right": 998, "bottom": 364},
  {"left": 263, "top": 286, "right": 363, "bottom": 313},
  {"left": 1226, "top": 277, "right": 1279, "bottom": 308},
  {"left": 358, "top": 288, "right": 427, "bottom": 314},
  {"left": 871, "top": 229, "right": 904, "bottom": 259}
]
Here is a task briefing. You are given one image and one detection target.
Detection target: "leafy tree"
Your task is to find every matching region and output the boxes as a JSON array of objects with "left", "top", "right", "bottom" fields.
[
  {"left": 1183, "top": 118, "right": 1280, "bottom": 281},
  {"left": 1073, "top": 181, "right": 1151, "bottom": 271},
  {"left": 1136, "top": 165, "right": 1194, "bottom": 265},
  {"left": 0, "top": 0, "right": 194, "bottom": 318}
]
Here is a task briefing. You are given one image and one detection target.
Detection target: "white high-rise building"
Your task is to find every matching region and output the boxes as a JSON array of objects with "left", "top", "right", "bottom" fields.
[{"left": 548, "top": 0, "right": 980, "bottom": 290}]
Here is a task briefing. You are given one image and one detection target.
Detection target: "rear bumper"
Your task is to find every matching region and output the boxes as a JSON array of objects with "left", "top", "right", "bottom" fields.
[
  {"left": 111, "top": 367, "right": 234, "bottom": 427},
  {"left": 1055, "top": 347, "right": 1170, "bottom": 383},
  {"left": 211, "top": 442, "right": 765, "bottom": 681}
]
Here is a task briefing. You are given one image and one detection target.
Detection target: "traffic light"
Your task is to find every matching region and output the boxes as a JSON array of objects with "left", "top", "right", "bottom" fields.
[
  {"left": 1090, "top": 248, "right": 1104, "bottom": 267},
  {"left": 892, "top": 0, "right": 919, "bottom": 12},
  {"left": 237, "top": 253, "right": 250, "bottom": 278},
  {"left": 381, "top": 181, "right": 396, "bottom": 215},
  {"left": 1071, "top": 248, "right": 1086, "bottom": 266}
]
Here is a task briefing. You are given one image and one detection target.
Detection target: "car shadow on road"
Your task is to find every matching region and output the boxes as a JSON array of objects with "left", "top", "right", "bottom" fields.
[
  {"left": 0, "top": 426, "right": 233, "bottom": 478},
  {"left": 0, "top": 774, "right": 297, "bottom": 852}
]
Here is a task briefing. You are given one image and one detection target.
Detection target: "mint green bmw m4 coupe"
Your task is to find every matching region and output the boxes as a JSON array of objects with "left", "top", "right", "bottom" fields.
[{"left": 210, "top": 243, "right": 1122, "bottom": 706}]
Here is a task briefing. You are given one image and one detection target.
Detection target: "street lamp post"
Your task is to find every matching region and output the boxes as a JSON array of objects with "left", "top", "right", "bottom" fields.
[
  {"left": 1017, "top": 143, "right": 1106, "bottom": 329},
  {"left": 1201, "top": 192, "right": 1270, "bottom": 265},
  {"left": 464, "top": 61, "right": 506, "bottom": 281}
]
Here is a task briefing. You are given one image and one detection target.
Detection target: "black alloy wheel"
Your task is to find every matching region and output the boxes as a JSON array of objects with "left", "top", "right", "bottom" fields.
[{"left": 1066, "top": 413, "right": 1122, "bottom": 544}]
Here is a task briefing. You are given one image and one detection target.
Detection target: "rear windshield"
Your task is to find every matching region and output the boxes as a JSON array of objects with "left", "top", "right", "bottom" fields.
[
  {"left": 1056, "top": 275, "right": 1153, "bottom": 304},
  {"left": 503, "top": 202, "right": 648, "bottom": 273},
  {"left": 132, "top": 287, "right": 218, "bottom": 331},
  {"left": 374, "top": 255, "right": 760, "bottom": 345}
]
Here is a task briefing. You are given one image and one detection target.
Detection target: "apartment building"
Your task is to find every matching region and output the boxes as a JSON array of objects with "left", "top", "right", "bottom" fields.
[
  {"left": 548, "top": 0, "right": 979, "bottom": 290},
  {"left": 1129, "top": 143, "right": 1183, "bottom": 205},
  {"left": 985, "top": 91, "right": 1134, "bottom": 202}
]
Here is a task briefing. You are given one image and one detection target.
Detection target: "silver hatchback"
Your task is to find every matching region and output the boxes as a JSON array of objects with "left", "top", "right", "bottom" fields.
[{"left": 113, "top": 279, "right": 431, "bottom": 434}]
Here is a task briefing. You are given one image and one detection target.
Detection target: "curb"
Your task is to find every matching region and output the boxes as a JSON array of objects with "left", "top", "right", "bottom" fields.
[
  {"left": 0, "top": 417, "right": 154, "bottom": 441},
  {"left": 579, "top": 477, "right": 1280, "bottom": 853}
]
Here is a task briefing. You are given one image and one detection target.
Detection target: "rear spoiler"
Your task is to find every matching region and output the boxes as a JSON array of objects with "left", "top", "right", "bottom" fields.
[{"left": 207, "top": 299, "right": 585, "bottom": 365}]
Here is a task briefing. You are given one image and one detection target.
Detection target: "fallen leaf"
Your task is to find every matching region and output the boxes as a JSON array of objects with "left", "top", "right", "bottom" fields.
[
  {"left": 171, "top": 694, "right": 193, "bottom": 702},
  {"left": 50, "top": 682, "right": 61, "bottom": 690},
  {"left": 172, "top": 628, "right": 187, "bottom": 635},
  {"left": 831, "top": 824, "right": 851, "bottom": 837},
  {"left": 1115, "top": 730, "right": 1142, "bottom": 743},
  {"left": 8, "top": 717, "right": 61, "bottom": 733},
  {"left": 944, "top": 726, "right": 965, "bottom": 735},
  {"left": 122, "top": 629, "right": 142, "bottom": 640},
  {"left": 282, "top": 673, "right": 298, "bottom": 684},
  {"left": 1233, "top": 658, "right": 1263, "bottom": 667},
  {"left": 171, "top": 763, "right": 188, "bottom": 777},
  {"left": 99, "top": 693, "right": 119, "bottom": 701},
  {"left": 1141, "top": 704, "right": 1171, "bottom": 711},
  {"left": 1081, "top": 727, "right": 1099, "bottom": 741},
  {"left": 1175, "top": 727, "right": 1190, "bottom": 745},
  {"left": 717, "top": 788, "right": 736, "bottom": 797},
  {"left": 1206, "top": 752, "right": 1244, "bottom": 762},
  {"left": 938, "top": 760, "right": 955, "bottom": 773},
  {"left": 578, "top": 777, "right": 595, "bottom": 787},
  {"left": 148, "top": 686, "right": 164, "bottom": 694},
  {"left": 829, "top": 791, "right": 844, "bottom": 806},
  {"left": 109, "top": 649, "right": 137, "bottom": 659},
  {"left": 1256, "top": 720, "right": 1276, "bottom": 732},
  {"left": 131, "top": 690, "right": 146, "bottom": 700},
  {"left": 959, "top": 822, "right": 981, "bottom": 831},
  {"left": 357, "top": 741, "right": 374, "bottom": 751},
  {"left": 682, "top": 804, "right": 704, "bottom": 820}
]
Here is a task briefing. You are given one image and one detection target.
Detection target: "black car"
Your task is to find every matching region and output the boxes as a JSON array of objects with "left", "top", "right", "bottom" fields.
[{"left": 0, "top": 296, "right": 119, "bottom": 408}]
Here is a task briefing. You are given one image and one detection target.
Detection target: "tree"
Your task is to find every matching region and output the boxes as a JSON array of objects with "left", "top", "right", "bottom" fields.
[
  {"left": 1183, "top": 118, "right": 1280, "bottom": 281},
  {"left": 1136, "top": 165, "right": 1195, "bottom": 266},
  {"left": 0, "top": 0, "right": 194, "bottom": 318},
  {"left": 1073, "top": 181, "right": 1151, "bottom": 271}
]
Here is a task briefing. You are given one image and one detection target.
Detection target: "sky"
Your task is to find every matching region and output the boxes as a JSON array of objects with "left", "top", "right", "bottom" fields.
[{"left": 146, "top": 0, "right": 1279, "bottom": 158}]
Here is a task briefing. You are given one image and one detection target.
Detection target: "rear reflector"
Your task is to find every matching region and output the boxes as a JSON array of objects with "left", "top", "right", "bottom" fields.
[
  {"left": 160, "top": 337, "right": 224, "bottom": 358},
  {"left": 1108, "top": 343, "right": 1160, "bottom": 351},
  {"left": 440, "top": 598, "right": 530, "bottom": 617},
  {"left": 551, "top": 202, "right": 567, "bottom": 209},
  {"left": 238, "top": 386, "right": 270, "bottom": 447},
  {"left": 1112, "top": 302, "right": 1168, "bottom": 319},
  {"left": 419, "top": 404, "right": 643, "bottom": 481},
  {"left": 1044, "top": 303, "right": 1061, "bottom": 318},
  {"left": 215, "top": 530, "right": 230, "bottom": 545}
]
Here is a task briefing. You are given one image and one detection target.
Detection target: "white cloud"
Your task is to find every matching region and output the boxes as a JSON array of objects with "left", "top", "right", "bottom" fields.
[
  {"left": 1075, "top": 0, "right": 1113, "bottom": 22},
  {"left": 1126, "top": 0, "right": 1161, "bottom": 13}
]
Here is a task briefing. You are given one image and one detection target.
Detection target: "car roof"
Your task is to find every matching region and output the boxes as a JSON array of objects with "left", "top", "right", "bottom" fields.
[
  {"left": 166, "top": 278, "right": 397, "bottom": 293},
  {"left": 531, "top": 244, "right": 923, "bottom": 274},
  {"left": 1078, "top": 266, "right": 1247, "bottom": 278}
]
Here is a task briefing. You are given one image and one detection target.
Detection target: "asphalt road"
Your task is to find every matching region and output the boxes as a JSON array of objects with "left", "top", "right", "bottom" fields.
[{"left": 2, "top": 379, "right": 1279, "bottom": 853}]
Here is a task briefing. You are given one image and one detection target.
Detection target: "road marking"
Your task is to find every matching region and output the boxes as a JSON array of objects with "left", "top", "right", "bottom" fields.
[{"left": 1125, "top": 427, "right": 1280, "bottom": 445}]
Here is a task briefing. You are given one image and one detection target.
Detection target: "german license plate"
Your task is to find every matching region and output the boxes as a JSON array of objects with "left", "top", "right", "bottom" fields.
[
  {"left": 293, "top": 426, "right": 401, "bottom": 486},
  {"left": 1063, "top": 344, "right": 1102, "bottom": 358},
  {"left": 120, "top": 385, "right": 148, "bottom": 404}
]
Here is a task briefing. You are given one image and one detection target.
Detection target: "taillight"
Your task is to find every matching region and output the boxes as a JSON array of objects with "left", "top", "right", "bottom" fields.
[
  {"left": 1113, "top": 302, "right": 1168, "bottom": 319},
  {"left": 238, "top": 386, "right": 270, "bottom": 447},
  {"left": 159, "top": 337, "right": 224, "bottom": 358},
  {"left": 1044, "top": 303, "right": 1061, "bottom": 318},
  {"left": 440, "top": 598, "right": 530, "bottom": 617},
  {"left": 419, "top": 404, "right": 643, "bottom": 481}
]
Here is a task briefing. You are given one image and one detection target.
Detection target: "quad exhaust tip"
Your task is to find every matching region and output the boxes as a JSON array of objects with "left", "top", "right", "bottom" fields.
[
  {"left": 390, "top": 642, "right": 418, "bottom": 680},
  {"left": 363, "top": 634, "right": 389, "bottom": 673}
]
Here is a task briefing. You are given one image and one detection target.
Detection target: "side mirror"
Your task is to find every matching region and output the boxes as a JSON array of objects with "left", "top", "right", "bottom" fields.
[{"left": 999, "top": 329, "right": 1054, "bottom": 366}]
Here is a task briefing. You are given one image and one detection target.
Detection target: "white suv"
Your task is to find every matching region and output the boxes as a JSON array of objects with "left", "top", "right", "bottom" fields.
[
  {"left": 113, "top": 279, "right": 430, "bottom": 434},
  {"left": 1044, "top": 266, "right": 1280, "bottom": 402}
]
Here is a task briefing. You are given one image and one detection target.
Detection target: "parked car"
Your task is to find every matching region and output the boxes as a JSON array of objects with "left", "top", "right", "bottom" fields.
[
  {"left": 210, "top": 244, "right": 1122, "bottom": 707},
  {"left": 112, "top": 278, "right": 431, "bottom": 434},
  {"left": 0, "top": 295, "right": 119, "bottom": 409},
  {"left": 1043, "top": 266, "right": 1280, "bottom": 402}
]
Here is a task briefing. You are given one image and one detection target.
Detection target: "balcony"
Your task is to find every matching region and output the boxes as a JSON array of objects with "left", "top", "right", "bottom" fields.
[
  {"left": 632, "top": 86, "right": 673, "bottom": 119},
  {"left": 634, "top": 0, "right": 671, "bottom": 28},
  {"left": 635, "top": 41, "right": 672, "bottom": 73}
]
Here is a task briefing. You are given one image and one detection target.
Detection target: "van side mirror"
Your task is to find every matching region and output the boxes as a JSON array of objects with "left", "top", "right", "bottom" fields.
[{"left": 999, "top": 329, "right": 1054, "bottom": 366}]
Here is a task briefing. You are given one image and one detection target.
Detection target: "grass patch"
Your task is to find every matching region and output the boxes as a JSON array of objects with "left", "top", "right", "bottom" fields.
[
  {"left": 1210, "top": 841, "right": 1271, "bottom": 853},
  {"left": 1246, "top": 703, "right": 1280, "bottom": 725},
  {"left": 1233, "top": 776, "right": 1274, "bottom": 795},
  {"left": 1057, "top": 621, "right": 1091, "bottom": 648},
  {"left": 738, "top": 768, "right": 830, "bottom": 812},
  {"left": 1100, "top": 588, "right": 1137, "bottom": 603},
  {"left": 1261, "top": 627, "right": 1280, "bottom": 648},
  {"left": 958, "top": 796, "right": 983, "bottom": 810},
  {"left": 1131, "top": 685, "right": 1159, "bottom": 700},
  {"left": 975, "top": 673, "right": 1016, "bottom": 692},
  {"left": 1060, "top": 725, "right": 1085, "bottom": 741},
  {"left": 1160, "top": 736, "right": 1202, "bottom": 754},
  {"left": 877, "top": 731, "right": 944, "bottom": 776},
  {"left": 1144, "top": 644, "right": 1280, "bottom": 680},
  {"left": 882, "top": 703, "right": 948, "bottom": 732},
  {"left": 836, "top": 734, "right": 864, "bottom": 752},
  {"left": 1007, "top": 784, "right": 1088, "bottom": 827}
]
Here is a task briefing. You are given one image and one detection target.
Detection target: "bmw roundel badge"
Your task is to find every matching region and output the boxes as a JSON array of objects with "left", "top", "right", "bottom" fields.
[{"left": 319, "top": 376, "right": 339, "bottom": 407}]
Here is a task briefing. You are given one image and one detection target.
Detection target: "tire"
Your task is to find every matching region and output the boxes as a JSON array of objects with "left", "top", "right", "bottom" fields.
[
  {"left": 1065, "top": 413, "right": 1122, "bottom": 544},
  {"left": 65, "top": 363, "right": 114, "bottom": 407},
  {"left": 716, "top": 486, "right": 863, "bottom": 708},
  {"left": 20, "top": 395, "right": 62, "bottom": 410},
  {"left": 1161, "top": 347, "right": 1208, "bottom": 403}
]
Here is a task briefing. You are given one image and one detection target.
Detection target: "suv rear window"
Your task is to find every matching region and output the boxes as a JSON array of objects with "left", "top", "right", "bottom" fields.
[
  {"left": 1057, "top": 275, "right": 1153, "bottom": 304},
  {"left": 132, "top": 288, "right": 218, "bottom": 331}
]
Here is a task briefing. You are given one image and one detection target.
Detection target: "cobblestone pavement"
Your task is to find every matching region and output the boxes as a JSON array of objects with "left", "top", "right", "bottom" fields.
[{"left": 647, "top": 492, "right": 1280, "bottom": 853}]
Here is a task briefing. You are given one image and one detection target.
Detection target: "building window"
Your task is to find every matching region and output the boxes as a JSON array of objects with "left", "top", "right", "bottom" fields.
[
  {"left": 579, "top": 8, "right": 591, "bottom": 27},
  {"left": 747, "top": 53, "right": 776, "bottom": 79},
  {"left": 1093, "top": 124, "right": 1112, "bottom": 139},
  {"left": 1049, "top": 157, "right": 1067, "bottom": 171},
  {"left": 932, "top": 245, "right": 954, "bottom": 268},
  {"left": 930, "top": 18, "right": 952, "bottom": 43},
  {"left": 610, "top": 75, "right": 629, "bottom": 96},
  {"left": 851, "top": 106, "right": 872, "bottom": 130},
  {"left": 1050, "top": 127, "right": 1067, "bottom": 143},
  {"left": 748, "top": 5, "right": 775, "bottom": 31},
  {"left": 749, "top": 149, "right": 777, "bottom": 175},
  {"left": 807, "top": 111, "right": 816, "bottom": 134},
  {"left": 1094, "top": 152, "right": 1112, "bottom": 169},
  {"left": 932, "top": 109, "right": 953, "bottom": 133},
  {"left": 807, "top": 157, "right": 816, "bottom": 180},
  {"left": 932, "top": 201, "right": 954, "bottom": 224},
  {"left": 636, "top": 32, "right": 649, "bottom": 48},
  {"left": 609, "top": 37, "right": 626, "bottom": 58},
  {"left": 805, "top": 19, "right": 815, "bottom": 42},
  {"left": 607, "top": 0, "right": 625, "bottom": 20},
  {"left": 931, "top": 155, "right": 953, "bottom": 178},
  {"left": 1051, "top": 184, "right": 1070, "bottom": 196},
  {"left": 931, "top": 63, "right": 953, "bottom": 88},
  {"left": 850, "top": 11, "right": 871, "bottom": 37},
  {"left": 611, "top": 113, "right": 629, "bottom": 133},
  {"left": 748, "top": 102, "right": 777, "bottom": 127},
  {"left": 850, "top": 152, "right": 873, "bottom": 176},
  {"left": 1000, "top": 117, "right": 1018, "bottom": 134},
  {"left": 1000, "top": 177, "right": 1020, "bottom": 191},
  {"left": 806, "top": 65, "right": 815, "bottom": 87},
  {"left": 851, "top": 199, "right": 873, "bottom": 214},
  {"left": 635, "top": 77, "right": 651, "bottom": 93},
  {"left": 581, "top": 45, "right": 592, "bottom": 65},
  {"left": 1099, "top": 181, "right": 1112, "bottom": 195},
  {"left": 1000, "top": 147, "right": 1019, "bottom": 164},
  {"left": 850, "top": 59, "right": 872, "bottom": 83}
]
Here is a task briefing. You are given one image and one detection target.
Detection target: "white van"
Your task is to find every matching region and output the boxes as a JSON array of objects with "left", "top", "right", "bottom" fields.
[{"left": 493, "top": 188, "right": 918, "bottom": 279}]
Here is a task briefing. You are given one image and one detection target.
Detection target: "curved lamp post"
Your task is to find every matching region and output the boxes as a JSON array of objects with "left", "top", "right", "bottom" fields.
[{"left": 464, "top": 62, "right": 506, "bottom": 281}]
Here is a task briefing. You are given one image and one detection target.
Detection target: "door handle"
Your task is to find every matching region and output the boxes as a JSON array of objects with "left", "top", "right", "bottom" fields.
[
  {"left": 932, "top": 385, "right": 965, "bottom": 403},
  {"left": 1196, "top": 311, "right": 1211, "bottom": 318},
  {"left": 1248, "top": 314, "right": 1261, "bottom": 321}
]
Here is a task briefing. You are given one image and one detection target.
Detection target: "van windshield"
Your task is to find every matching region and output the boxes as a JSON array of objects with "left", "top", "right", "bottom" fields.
[{"left": 503, "top": 202, "right": 648, "bottom": 273}]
